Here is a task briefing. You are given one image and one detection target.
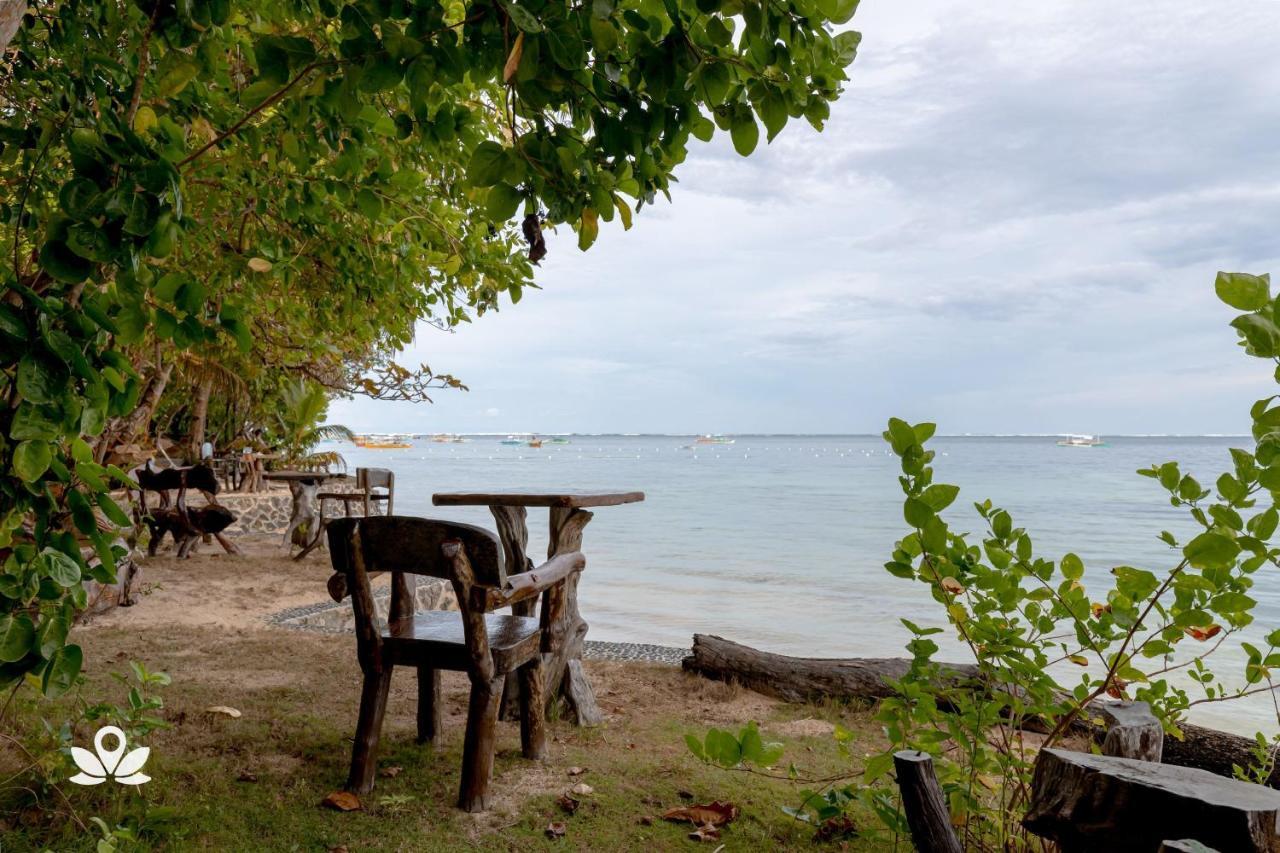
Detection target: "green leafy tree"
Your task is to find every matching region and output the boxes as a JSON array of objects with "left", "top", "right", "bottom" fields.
[
  {"left": 866, "top": 271, "right": 1280, "bottom": 847},
  {"left": 0, "top": 0, "right": 862, "bottom": 703}
]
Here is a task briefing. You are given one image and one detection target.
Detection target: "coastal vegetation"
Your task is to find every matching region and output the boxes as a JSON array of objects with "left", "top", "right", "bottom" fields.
[
  {"left": 0, "top": 0, "right": 859, "bottom": 702},
  {"left": 1, "top": 0, "right": 862, "bottom": 845},
  {"left": 683, "top": 272, "right": 1280, "bottom": 848}
]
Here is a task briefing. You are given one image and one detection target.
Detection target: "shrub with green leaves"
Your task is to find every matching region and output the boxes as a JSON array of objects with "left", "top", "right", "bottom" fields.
[{"left": 866, "top": 270, "right": 1280, "bottom": 847}]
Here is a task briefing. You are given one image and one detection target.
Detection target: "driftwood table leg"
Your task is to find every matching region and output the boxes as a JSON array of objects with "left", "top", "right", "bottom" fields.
[
  {"left": 490, "top": 506, "right": 533, "bottom": 720},
  {"left": 546, "top": 507, "right": 602, "bottom": 726}
]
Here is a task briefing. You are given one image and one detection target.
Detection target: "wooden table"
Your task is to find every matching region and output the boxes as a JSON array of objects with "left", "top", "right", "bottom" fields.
[
  {"left": 432, "top": 490, "right": 645, "bottom": 725},
  {"left": 263, "top": 470, "right": 347, "bottom": 554}
]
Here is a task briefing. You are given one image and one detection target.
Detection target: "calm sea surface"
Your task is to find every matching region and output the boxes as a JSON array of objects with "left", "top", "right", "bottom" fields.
[{"left": 331, "top": 434, "right": 1279, "bottom": 734}]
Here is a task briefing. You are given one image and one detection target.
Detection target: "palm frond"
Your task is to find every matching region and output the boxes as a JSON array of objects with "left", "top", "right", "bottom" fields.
[{"left": 313, "top": 424, "right": 355, "bottom": 442}]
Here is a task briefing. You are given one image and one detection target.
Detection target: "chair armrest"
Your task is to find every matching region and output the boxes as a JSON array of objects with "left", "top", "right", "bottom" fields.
[{"left": 477, "top": 552, "right": 585, "bottom": 611}]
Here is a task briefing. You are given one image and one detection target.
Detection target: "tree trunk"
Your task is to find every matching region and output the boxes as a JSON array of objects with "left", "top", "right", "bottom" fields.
[
  {"left": 683, "top": 634, "right": 1280, "bottom": 789},
  {"left": 97, "top": 360, "right": 174, "bottom": 461},
  {"left": 0, "top": 1, "right": 26, "bottom": 54},
  {"left": 682, "top": 633, "right": 981, "bottom": 704},
  {"left": 190, "top": 376, "right": 212, "bottom": 460},
  {"left": 1024, "top": 747, "right": 1280, "bottom": 853}
]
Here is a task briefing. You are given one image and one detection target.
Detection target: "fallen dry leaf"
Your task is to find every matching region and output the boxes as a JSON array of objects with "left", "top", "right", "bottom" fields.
[
  {"left": 246, "top": 257, "right": 272, "bottom": 273},
  {"left": 205, "top": 705, "right": 242, "bottom": 718},
  {"left": 567, "top": 766, "right": 587, "bottom": 777},
  {"left": 379, "top": 766, "right": 402, "bottom": 778},
  {"left": 556, "top": 794, "right": 580, "bottom": 814},
  {"left": 503, "top": 32, "right": 525, "bottom": 83},
  {"left": 689, "top": 823, "right": 721, "bottom": 842},
  {"left": 237, "top": 771, "right": 258, "bottom": 783},
  {"left": 1187, "top": 624, "right": 1223, "bottom": 641},
  {"left": 814, "top": 815, "right": 858, "bottom": 842},
  {"left": 321, "top": 791, "right": 362, "bottom": 812},
  {"left": 570, "top": 782, "right": 593, "bottom": 796},
  {"left": 545, "top": 821, "right": 566, "bottom": 840},
  {"left": 662, "top": 801, "right": 739, "bottom": 828}
]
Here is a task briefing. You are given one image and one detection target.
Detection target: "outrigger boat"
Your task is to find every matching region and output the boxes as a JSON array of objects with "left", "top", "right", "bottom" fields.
[{"left": 355, "top": 434, "right": 412, "bottom": 449}]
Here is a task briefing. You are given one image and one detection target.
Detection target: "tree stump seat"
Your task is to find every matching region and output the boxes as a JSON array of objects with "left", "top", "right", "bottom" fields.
[{"left": 1024, "top": 747, "right": 1280, "bottom": 853}]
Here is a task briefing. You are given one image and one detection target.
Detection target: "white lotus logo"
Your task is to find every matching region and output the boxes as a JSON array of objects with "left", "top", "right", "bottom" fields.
[{"left": 69, "top": 725, "right": 150, "bottom": 786}]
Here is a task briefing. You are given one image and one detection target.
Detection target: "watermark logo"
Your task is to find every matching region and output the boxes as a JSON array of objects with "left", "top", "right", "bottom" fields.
[{"left": 69, "top": 726, "right": 150, "bottom": 786}]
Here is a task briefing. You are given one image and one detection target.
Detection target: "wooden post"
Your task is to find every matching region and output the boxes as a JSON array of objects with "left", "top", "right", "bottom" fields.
[
  {"left": 1097, "top": 700, "right": 1163, "bottom": 763},
  {"left": 893, "top": 750, "right": 962, "bottom": 853},
  {"left": 416, "top": 667, "right": 442, "bottom": 745},
  {"left": 491, "top": 505, "right": 532, "bottom": 720},
  {"left": 546, "top": 507, "right": 601, "bottom": 725}
]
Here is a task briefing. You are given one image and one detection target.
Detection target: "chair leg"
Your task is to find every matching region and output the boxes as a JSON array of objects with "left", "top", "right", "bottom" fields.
[
  {"left": 417, "top": 667, "right": 443, "bottom": 745},
  {"left": 457, "top": 674, "right": 504, "bottom": 812},
  {"left": 346, "top": 667, "right": 393, "bottom": 795},
  {"left": 518, "top": 657, "right": 548, "bottom": 761}
]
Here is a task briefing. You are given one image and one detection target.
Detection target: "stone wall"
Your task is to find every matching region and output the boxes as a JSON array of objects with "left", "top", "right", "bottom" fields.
[{"left": 200, "top": 484, "right": 383, "bottom": 535}]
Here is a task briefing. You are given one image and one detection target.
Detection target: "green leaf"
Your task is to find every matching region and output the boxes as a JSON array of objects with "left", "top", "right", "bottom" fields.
[
  {"left": 903, "top": 498, "right": 934, "bottom": 528},
  {"left": 885, "top": 418, "right": 917, "bottom": 454},
  {"left": 43, "top": 548, "right": 82, "bottom": 587},
  {"left": 11, "top": 402, "right": 61, "bottom": 440},
  {"left": 1215, "top": 271, "right": 1270, "bottom": 311},
  {"left": 729, "top": 111, "right": 759, "bottom": 156},
  {"left": 485, "top": 183, "right": 523, "bottom": 222},
  {"left": 1231, "top": 314, "right": 1280, "bottom": 357},
  {"left": 36, "top": 615, "right": 69, "bottom": 659},
  {"left": 467, "top": 141, "right": 510, "bottom": 187},
  {"left": 577, "top": 208, "right": 599, "bottom": 251},
  {"left": 41, "top": 643, "right": 82, "bottom": 698},
  {"left": 920, "top": 484, "right": 959, "bottom": 513},
  {"left": 17, "top": 354, "right": 67, "bottom": 404},
  {"left": 155, "top": 51, "right": 202, "bottom": 97},
  {"left": 96, "top": 492, "right": 133, "bottom": 528},
  {"left": 1061, "top": 552, "right": 1084, "bottom": 581},
  {"left": 1183, "top": 531, "right": 1241, "bottom": 570},
  {"left": 501, "top": 0, "right": 545, "bottom": 32},
  {"left": 684, "top": 733, "right": 706, "bottom": 761},
  {"left": 355, "top": 188, "right": 384, "bottom": 220},
  {"left": 704, "top": 727, "right": 741, "bottom": 767},
  {"left": 13, "top": 440, "right": 52, "bottom": 482},
  {"left": 0, "top": 614, "right": 35, "bottom": 663}
]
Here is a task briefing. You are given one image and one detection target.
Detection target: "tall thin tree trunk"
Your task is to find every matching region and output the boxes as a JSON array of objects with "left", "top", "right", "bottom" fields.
[
  {"left": 96, "top": 361, "right": 174, "bottom": 462},
  {"left": 190, "top": 376, "right": 212, "bottom": 460}
]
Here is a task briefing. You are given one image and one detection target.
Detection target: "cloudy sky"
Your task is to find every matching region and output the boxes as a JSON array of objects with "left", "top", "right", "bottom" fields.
[{"left": 332, "top": 0, "right": 1280, "bottom": 436}]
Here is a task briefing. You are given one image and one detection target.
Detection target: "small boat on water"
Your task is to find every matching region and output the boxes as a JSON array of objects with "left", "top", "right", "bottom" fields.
[
  {"left": 547, "top": 437, "right": 571, "bottom": 445},
  {"left": 1057, "top": 434, "right": 1107, "bottom": 447},
  {"left": 499, "top": 435, "right": 526, "bottom": 445},
  {"left": 528, "top": 437, "right": 544, "bottom": 448},
  {"left": 694, "top": 434, "right": 735, "bottom": 445},
  {"left": 355, "top": 434, "right": 412, "bottom": 449}
]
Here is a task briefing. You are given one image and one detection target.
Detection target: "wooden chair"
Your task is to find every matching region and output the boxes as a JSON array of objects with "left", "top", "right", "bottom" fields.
[
  {"left": 295, "top": 468, "right": 395, "bottom": 560},
  {"left": 320, "top": 467, "right": 395, "bottom": 518},
  {"left": 325, "top": 515, "right": 586, "bottom": 812}
]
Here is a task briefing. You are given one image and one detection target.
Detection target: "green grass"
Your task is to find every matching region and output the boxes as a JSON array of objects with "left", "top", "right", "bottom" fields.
[{"left": 2, "top": 622, "right": 894, "bottom": 851}]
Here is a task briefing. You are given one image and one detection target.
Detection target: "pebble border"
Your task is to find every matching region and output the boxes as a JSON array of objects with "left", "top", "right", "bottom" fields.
[{"left": 265, "top": 595, "right": 689, "bottom": 665}]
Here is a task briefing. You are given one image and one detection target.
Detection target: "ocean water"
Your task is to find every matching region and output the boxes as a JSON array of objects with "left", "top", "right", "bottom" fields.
[{"left": 330, "top": 434, "right": 1279, "bottom": 734}]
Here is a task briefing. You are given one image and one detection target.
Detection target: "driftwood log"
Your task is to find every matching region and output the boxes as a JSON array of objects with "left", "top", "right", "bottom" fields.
[
  {"left": 1023, "top": 748, "right": 1280, "bottom": 853},
  {"left": 684, "top": 634, "right": 1280, "bottom": 788},
  {"left": 682, "top": 634, "right": 981, "bottom": 703},
  {"left": 894, "top": 751, "right": 962, "bottom": 853}
]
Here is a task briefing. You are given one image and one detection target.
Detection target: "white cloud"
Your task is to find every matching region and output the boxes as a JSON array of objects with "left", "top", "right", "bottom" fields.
[{"left": 331, "top": 0, "right": 1280, "bottom": 435}]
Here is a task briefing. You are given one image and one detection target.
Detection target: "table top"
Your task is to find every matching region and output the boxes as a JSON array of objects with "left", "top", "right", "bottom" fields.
[
  {"left": 263, "top": 470, "right": 347, "bottom": 483},
  {"left": 433, "top": 490, "right": 645, "bottom": 509}
]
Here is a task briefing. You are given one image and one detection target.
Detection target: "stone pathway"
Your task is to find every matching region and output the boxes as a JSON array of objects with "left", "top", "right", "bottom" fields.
[{"left": 266, "top": 595, "right": 688, "bottom": 665}]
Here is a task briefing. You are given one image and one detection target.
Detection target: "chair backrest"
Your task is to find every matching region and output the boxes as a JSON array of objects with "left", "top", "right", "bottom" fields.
[
  {"left": 327, "top": 515, "right": 505, "bottom": 587},
  {"left": 357, "top": 467, "right": 394, "bottom": 494}
]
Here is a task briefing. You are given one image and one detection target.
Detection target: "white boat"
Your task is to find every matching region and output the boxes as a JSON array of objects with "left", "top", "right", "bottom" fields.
[{"left": 1057, "top": 434, "right": 1106, "bottom": 447}]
